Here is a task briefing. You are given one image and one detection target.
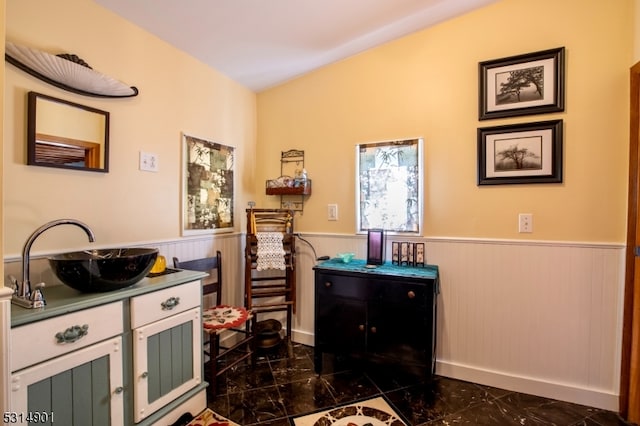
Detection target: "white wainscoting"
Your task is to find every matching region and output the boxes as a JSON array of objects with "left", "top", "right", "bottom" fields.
[
  {"left": 3, "top": 233, "right": 625, "bottom": 410},
  {"left": 290, "top": 234, "right": 625, "bottom": 411}
]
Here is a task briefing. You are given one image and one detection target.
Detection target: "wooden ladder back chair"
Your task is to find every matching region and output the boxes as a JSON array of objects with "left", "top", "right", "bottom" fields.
[
  {"left": 175, "top": 253, "right": 222, "bottom": 306},
  {"left": 245, "top": 208, "right": 296, "bottom": 350},
  {"left": 173, "top": 251, "right": 254, "bottom": 396}
]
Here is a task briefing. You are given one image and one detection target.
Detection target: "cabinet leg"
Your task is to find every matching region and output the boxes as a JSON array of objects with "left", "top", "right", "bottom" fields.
[{"left": 314, "top": 349, "right": 322, "bottom": 374}]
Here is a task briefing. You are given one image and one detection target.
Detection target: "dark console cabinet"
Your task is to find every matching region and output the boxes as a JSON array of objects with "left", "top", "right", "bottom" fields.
[{"left": 313, "top": 259, "right": 439, "bottom": 377}]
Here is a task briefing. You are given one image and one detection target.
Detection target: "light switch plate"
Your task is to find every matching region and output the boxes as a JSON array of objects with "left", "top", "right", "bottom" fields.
[
  {"left": 140, "top": 151, "right": 159, "bottom": 172},
  {"left": 328, "top": 204, "right": 338, "bottom": 221}
]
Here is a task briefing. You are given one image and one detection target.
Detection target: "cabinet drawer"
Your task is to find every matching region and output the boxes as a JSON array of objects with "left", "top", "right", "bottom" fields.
[
  {"left": 130, "top": 280, "right": 201, "bottom": 329},
  {"left": 316, "top": 273, "right": 432, "bottom": 305},
  {"left": 11, "top": 301, "right": 123, "bottom": 371},
  {"left": 372, "top": 279, "right": 431, "bottom": 305},
  {"left": 316, "top": 273, "right": 370, "bottom": 299}
]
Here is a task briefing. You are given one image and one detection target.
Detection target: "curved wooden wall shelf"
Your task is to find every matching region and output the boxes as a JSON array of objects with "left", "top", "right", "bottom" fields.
[{"left": 5, "top": 42, "right": 138, "bottom": 98}]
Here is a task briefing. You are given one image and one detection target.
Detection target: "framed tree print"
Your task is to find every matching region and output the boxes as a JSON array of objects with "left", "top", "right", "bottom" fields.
[
  {"left": 479, "top": 47, "right": 565, "bottom": 120},
  {"left": 477, "top": 120, "right": 563, "bottom": 185}
]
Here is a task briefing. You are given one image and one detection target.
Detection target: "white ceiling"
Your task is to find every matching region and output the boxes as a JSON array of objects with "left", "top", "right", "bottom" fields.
[{"left": 94, "top": 0, "right": 497, "bottom": 92}]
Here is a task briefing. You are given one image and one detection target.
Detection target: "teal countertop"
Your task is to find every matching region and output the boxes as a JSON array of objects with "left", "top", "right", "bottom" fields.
[
  {"left": 11, "top": 269, "right": 208, "bottom": 327},
  {"left": 314, "top": 258, "right": 439, "bottom": 280}
]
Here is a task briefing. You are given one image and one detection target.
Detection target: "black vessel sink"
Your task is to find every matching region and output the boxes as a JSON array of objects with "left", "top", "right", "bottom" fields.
[{"left": 49, "top": 248, "right": 158, "bottom": 292}]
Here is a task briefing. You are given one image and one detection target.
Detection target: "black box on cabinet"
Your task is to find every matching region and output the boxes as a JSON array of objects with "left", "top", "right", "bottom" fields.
[{"left": 367, "top": 229, "right": 385, "bottom": 265}]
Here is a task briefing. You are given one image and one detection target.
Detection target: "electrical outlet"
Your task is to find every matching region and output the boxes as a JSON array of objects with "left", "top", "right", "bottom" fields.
[
  {"left": 328, "top": 204, "right": 338, "bottom": 221},
  {"left": 140, "top": 151, "right": 159, "bottom": 172},
  {"left": 518, "top": 213, "right": 533, "bottom": 233}
]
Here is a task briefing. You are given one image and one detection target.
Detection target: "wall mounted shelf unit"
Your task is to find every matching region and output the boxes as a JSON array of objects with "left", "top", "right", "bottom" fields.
[{"left": 265, "top": 149, "right": 311, "bottom": 213}]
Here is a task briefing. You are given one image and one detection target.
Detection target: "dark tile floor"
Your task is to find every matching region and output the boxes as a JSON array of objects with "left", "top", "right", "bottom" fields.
[{"left": 207, "top": 342, "right": 634, "bottom": 426}]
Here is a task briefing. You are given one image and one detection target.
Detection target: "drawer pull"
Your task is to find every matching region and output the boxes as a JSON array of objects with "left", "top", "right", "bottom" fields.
[
  {"left": 324, "top": 282, "right": 332, "bottom": 288},
  {"left": 370, "top": 326, "right": 377, "bottom": 334},
  {"left": 407, "top": 290, "right": 416, "bottom": 299},
  {"left": 114, "top": 386, "right": 124, "bottom": 394},
  {"left": 161, "top": 297, "right": 180, "bottom": 310},
  {"left": 55, "top": 324, "right": 89, "bottom": 344},
  {"left": 358, "top": 324, "right": 365, "bottom": 332}
]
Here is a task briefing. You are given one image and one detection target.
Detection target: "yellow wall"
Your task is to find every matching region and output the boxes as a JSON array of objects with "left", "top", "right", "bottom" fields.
[
  {"left": 1, "top": 0, "right": 636, "bottom": 255},
  {"left": 257, "top": 0, "right": 634, "bottom": 242},
  {"left": 3, "top": 0, "right": 257, "bottom": 256}
]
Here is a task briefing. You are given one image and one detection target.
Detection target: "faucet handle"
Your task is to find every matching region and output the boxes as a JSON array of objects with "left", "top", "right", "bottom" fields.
[
  {"left": 30, "top": 282, "right": 46, "bottom": 307},
  {"left": 8, "top": 275, "right": 19, "bottom": 294}
]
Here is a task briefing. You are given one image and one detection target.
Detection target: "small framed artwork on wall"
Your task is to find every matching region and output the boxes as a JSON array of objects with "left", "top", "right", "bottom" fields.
[
  {"left": 182, "top": 133, "right": 235, "bottom": 235},
  {"left": 477, "top": 119, "right": 563, "bottom": 185},
  {"left": 479, "top": 47, "right": 565, "bottom": 120}
]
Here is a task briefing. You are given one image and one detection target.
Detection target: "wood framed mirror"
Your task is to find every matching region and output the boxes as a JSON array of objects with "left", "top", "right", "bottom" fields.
[{"left": 27, "top": 91, "right": 109, "bottom": 172}]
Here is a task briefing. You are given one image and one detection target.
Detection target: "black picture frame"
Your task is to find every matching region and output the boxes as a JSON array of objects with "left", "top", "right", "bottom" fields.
[
  {"left": 415, "top": 243, "right": 425, "bottom": 267},
  {"left": 392, "top": 242, "right": 399, "bottom": 265},
  {"left": 400, "top": 242, "right": 409, "bottom": 266},
  {"left": 477, "top": 120, "right": 563, "bottom": 185},
  {"left": 479, "top": 47, "right": 565, "bottom": 120}
]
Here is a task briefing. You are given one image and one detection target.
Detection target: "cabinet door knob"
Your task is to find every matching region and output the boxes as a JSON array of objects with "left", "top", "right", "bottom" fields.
[
  {"left": 141, "top": 372, "right": 149, "bottom": 379},
  {"left": 370, "top": 326, "right": 377, "bottom": 334},
  {"left": 358, "top": 324, "right": 365, "bottom": 332},
  {"left": 114, "top": 386, "right": 124, "bottom": 394},
  {"left": 324, "top": 281, "right": 332, "bottom": 288},
  {"left": 407, "top": 290, "right": 416, "bottom": 299}
]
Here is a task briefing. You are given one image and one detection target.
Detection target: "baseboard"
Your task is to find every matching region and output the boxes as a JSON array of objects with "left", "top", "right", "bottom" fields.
[
  {"left": 436, "top": 360, "right": 619, "bottom": 412},
  {"left": 291, "top": 329, "right": 314, "bottom": 347},
  {"left": 220, "top": 327, "right": 315, "bottom": 348}
]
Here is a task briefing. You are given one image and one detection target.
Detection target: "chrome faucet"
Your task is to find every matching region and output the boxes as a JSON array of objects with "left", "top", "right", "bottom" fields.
[{"left": 10, "top": 219, "right": 95, "bottom": 308}]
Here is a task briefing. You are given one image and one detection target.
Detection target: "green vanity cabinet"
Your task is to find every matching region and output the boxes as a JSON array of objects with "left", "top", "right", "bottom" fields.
[
  {"left": 130, "top": 281, "right": 202, "bottom": 423},
  {"left": 9, "top": 270, "right": 208, "bottom": 426},
  {"left": 11, "top": 337, "right": 124, "bottom": 425},
  {"left": 11, "top": 302, "right": 125, "bottom": 425},
  {"left": 314, "top": 259, "right": 439, "bottom": 377}
]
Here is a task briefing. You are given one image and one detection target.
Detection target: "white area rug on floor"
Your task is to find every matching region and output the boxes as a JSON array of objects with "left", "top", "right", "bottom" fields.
[
  {"left": 292, "top": 396, "right": 407, "bottom": 426},
  {"left": 185, "top": 408, "right": 239, "bottom": 426}
]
